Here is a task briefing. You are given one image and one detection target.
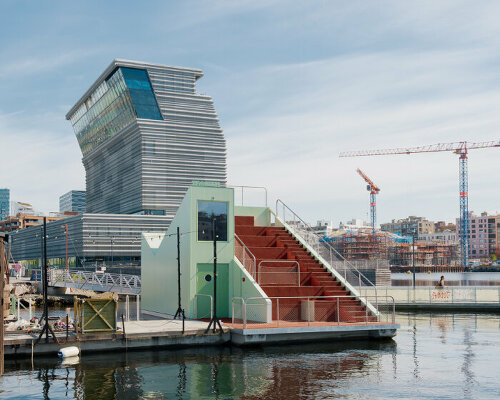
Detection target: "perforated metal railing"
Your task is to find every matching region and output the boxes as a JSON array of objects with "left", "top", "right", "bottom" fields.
[
  {"left": 274, "top": 199, "right": 378, "bottom": 297},
  {"left": 231, "top": 295, "right": 395, "bottom": 329},
  {"left": 257, "top": 260, "right": 301, "bottom": 286},
  {"left": 234, "top": 234, "right": 257, "bottom": 279},
  {"left": 48, "top": 268, "right": 141, "bottom": 294}
]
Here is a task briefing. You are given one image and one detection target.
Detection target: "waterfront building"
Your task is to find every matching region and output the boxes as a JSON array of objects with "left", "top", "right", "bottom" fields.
[
  {"left": 11, "top": 201, "right": 35, "bottom": 216},
  {"left": 456, "top": 211, "right": 491, "bottom": 259},
  {"left": 0, "top": 188, "right": 9, "bottom": 221},
  {"left": 10, "top": 59, "right": 227, "bottom": 269},
  {"left": 487, "top": 215, "right": 500, "bottom": 260},
  {"left": 0, "top": 213, "right": 70, "bottom": 233},
  {"left": 418, "top": 230, "right": 458, "bottom": 243},
  {"left": 66, "top": 59, "right": 226, "bottom": 217},
  {"left": 381, "top": 216, "right": 435, "bottom": 237},
  {"left": 59, "top": 190, "right": 86, "bottom": 214}
]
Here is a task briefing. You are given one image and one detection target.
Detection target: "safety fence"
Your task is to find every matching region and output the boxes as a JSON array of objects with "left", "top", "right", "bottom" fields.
[
  {"left": 231, "top": 295, "right": 395, "bottom": 329},
  {"left": 47, "top": 268, "right": 141, "bottom": 294},
  {"left": 274, "top": 200, "right": 378, "bottom": 297},
  {"left": 359, "top": 286, "right": 500, "bottom": 305}
]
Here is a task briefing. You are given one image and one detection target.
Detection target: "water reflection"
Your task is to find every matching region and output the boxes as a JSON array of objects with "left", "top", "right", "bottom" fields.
[{"left": 2, "top": 312, "right": 500, "bottom": 399}]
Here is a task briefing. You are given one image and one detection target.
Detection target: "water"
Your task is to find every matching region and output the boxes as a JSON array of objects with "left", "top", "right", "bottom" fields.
[
  {"left": 1, "top": 311, "right": 500, "bottom": 399},
  {"left": 392, "top": 272, "right": 500, "bottom": 286}
]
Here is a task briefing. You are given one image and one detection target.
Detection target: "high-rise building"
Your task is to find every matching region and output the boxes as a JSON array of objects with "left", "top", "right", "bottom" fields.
[
  {"left": 65, "top": 59, "right": 227, "bottom": 217},
  {"left": 0, "top": 188, "right": 9, "bottom": 221},
  {"left": 59, "top": 190, "right": 86, "bottom": 214},
  {"left": 10, "top": 59, "right": 227, "bottom": 269}
]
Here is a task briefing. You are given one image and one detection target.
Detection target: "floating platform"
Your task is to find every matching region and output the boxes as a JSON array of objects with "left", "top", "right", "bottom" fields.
[
  {"left": 230, "top": 322, "right": 399, "bottom": 346},
  {"left": 3, "top": 319, "right": 398, "bottom": 357}
]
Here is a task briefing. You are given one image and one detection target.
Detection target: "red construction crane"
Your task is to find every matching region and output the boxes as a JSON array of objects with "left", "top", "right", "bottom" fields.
[
  {"left": 356, "top": 168, "right": 380, "bottom": 235},
  {"left": 340, "top": 140, "right": 500, "bottom": 269}
]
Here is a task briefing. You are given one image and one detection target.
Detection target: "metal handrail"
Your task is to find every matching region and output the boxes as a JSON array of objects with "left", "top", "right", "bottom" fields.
[
  {"left": 231, "top": 297, "right": 246, "bottom": 328},
  {"left": 242, "top": 295, "right": 395, "bottom": 327},
  {"left": 228, "top": 185, "right": 268, "bottom": 207},
  {"left": 194, "top": 294, "right": 213, "bottom": 319},
  {"left": 257, "top": 260, "right": 301, "bottom": 286},
  {"left": 235, "top": 234, "right": 257, "bottom": 279},
  {"left": 274, "top": 199, "right": 378, "bottom": 295}
]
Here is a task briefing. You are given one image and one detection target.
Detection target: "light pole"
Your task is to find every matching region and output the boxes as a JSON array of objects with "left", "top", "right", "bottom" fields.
[
  {"left": 412, "top": 232, "right": 417, "bottom": 289},
  {"left": 62, "top": 224, "right": 68, "bottom": 271}
]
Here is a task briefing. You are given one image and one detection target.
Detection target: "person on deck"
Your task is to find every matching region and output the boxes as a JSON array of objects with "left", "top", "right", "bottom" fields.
[{"left": 436, "top": 275, "right": 445, "bottom": 289}]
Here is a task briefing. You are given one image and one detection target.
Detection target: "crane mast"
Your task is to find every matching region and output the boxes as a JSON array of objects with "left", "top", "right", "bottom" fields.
[
  {"left": 356, "top": 168, "right": 380, "bottom": 235},
  {"left": 341, "top": 140, "right": 500, "bottom": 270}
]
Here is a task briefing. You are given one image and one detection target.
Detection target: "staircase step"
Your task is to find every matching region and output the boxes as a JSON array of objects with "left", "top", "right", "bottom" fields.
[{"left": 235, "top": 216, "right": 255, "bottom": 226}]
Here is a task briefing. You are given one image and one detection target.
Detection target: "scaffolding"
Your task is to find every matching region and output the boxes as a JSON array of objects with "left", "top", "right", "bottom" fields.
[
  {"left": 342, "top": 233, "right": 388, "bottom": 260},
  {"left": 389, "top": 241, "right": 459, "bottom": 269}
]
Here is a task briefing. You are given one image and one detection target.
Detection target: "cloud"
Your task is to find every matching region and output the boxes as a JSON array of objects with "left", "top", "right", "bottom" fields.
[{"left": 0, "top": 111, "right": 85, "bottom": 213}]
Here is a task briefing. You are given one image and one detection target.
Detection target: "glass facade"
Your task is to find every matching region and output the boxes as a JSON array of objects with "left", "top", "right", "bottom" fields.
[
  {"left": 59, "top": 190, "right": 86, "bottom": 214},
  {"left": 0, "top": 188, "right": 9, "bottom": 221},
  {"left": 69, "top": 67, "right": 163, "bottom": 156},
  {"left": 121, "top": 67, "right": 163, "bottom": 120},
  {"left": 198, "top": 201, "right": 228, "bottom": 241}
]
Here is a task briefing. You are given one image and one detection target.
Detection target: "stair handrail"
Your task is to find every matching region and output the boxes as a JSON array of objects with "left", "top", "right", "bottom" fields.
[
  {"left": 228, "top": 185, "right": 268, "bottom": 207},
  {"left": 274, "top": 199, "right": 378, "bottom": 294},
  {"left": 234, "top": 233, "right": 257, "bottom": 279}
]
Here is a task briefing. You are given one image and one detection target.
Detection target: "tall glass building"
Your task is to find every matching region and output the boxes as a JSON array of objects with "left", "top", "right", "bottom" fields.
[
  {"left": 10, "top": 60, "right": 227, "bottom": 269},
  {"left": 66, "top": 59, "right": 227, "bottom": 218},
  {"left": 59, "top": 190, "right": 86, "bottom": 214},
  {"left": 0, "top": 188, "right": 9, "bottom": 221}
]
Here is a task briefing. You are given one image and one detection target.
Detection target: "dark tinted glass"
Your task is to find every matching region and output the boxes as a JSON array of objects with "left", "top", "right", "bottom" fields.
[
  {"left": 121, "top": 67, "right": 163, "bottom": 120},
  {"left": 198, "top": 201, "right": 228, "bottom": 241}
]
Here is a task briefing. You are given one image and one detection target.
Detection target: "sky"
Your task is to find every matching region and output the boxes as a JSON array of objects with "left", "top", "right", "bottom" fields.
[{"left": 1, "top": 0, "right": 500, "bottom": 226}]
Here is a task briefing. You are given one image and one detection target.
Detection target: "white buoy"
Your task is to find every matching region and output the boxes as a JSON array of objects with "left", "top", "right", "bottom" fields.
[{"left": 58, "top": 346, "right": 80, "bottom": 358}]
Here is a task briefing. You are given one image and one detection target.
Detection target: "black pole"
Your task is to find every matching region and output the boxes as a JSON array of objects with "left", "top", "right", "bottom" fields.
[
  {"left": 36, "top": 218, "right": 56, "bottom": 344},
  {"left": 205, "top": 218, "right": 223, "bottom": 333},
  {"left": 412, "top": 234, "right": 416, "bottom": 289},
  {"left": 174, "top": 226, "right": 183, "bottom": 319}
]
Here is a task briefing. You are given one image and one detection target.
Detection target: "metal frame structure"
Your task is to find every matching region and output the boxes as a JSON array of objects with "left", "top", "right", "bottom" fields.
[{"left": 340, "top": 140, "right": 500, "bottom": 269}]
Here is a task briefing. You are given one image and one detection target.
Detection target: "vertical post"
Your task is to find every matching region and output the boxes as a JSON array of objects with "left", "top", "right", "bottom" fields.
[
  {"left": 29, "top": 298, "right": 32, "bottom": 321},
  {"left": 243, "top": 300, "right": 246, "bottom": 329},
  {"left": 337, "top": 297, "right": 340, "bottom": 326},
  {"left": 412, "top": 234, "right": 416, "bottom": 289},
  {"left": 42, "top": 217, "right": 48, "bottom": 341},
  {"left": 307, "top": 297, "right": 310, "bottom": 326},
  {"left": 125, "top": 295, "right": 129, "bottom": 321},
  {"left": 65, "top": 224, "right": 68, "bottom": 271},
  {"left": 136, "top": 294, "right": 140, "bottom": 321},
  {"left": 276, "top": 298, "right": 280, "bottom": 328},
  {"left": 0, "top": 236, "right": 6, "bottom": 376},
  {"left": 174, "top": 226, "right": 183, "bottom": 320}
]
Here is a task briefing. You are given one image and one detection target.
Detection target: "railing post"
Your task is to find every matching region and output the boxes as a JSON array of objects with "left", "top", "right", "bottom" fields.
[
  {"left": 277, "top": 298, "right": 280, "bottom": 328},
  {"left": 337, "top": 297, "right": 340, "bottom": 326},
  {"left": 136, "top": 294, "right": 140, "bottom": 321},
  {"left": 126, "top": 295, "right": 129, "bottom": 321},
  {"left": 307, "top": 297, "right": 310, "bottom": 327},
  {"left": 474, "top": 287, "right": 477, "bottom": 303},
  {"left": 243, "top": 299, "right": 247, "bottom": 329},
  {"left": 231, "top": 300, "right": 234, "bottom": 327}
]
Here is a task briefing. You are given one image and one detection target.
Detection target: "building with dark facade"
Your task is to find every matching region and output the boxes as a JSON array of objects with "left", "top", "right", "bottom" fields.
[
  {"left": 59, "top": 190, "right": 86, "bottom": 214},
  {"left": 10, "top": 59, "right": 227, "bottom": 270},
  {"left": 0, "top": 188, "right": 9, "bottom": 221}
]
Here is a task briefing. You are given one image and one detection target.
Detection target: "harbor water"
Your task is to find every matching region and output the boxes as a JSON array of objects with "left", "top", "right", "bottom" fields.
[{"left": 1, "top": 311, "right": 500, "bottom": 399}]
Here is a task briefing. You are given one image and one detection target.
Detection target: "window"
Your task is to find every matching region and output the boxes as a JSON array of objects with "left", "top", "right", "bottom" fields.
[
  {"left": 121, "top": 67, "right": 163, "bottom": 120},
  {"left": 198, "top": 201, "right": 228, "bottom": 241}
]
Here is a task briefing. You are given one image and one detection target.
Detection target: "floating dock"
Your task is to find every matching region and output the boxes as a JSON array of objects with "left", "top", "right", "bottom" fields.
[{"left": 3, "top": 319, "right": 398, "bottom": 358}]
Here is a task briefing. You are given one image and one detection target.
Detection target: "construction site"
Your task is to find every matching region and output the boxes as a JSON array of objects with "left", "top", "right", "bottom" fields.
[{"left": 334, "top": 232, "right": 460, "bottom": 272}]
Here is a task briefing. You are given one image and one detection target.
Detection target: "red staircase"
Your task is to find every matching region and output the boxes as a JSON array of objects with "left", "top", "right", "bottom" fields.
[{"left": 235, "top": 216, "right": 375, "bottom": 323}]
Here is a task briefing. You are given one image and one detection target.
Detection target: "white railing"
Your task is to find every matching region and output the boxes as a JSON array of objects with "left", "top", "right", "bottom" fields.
[
  {"left": 257, "top": 260, "right": 301, "bottom": 287},
  {"left": 234, "top": 234, "right": 257, "bottom": 279},
  {"left": 231, "top": 295, "right": 395, "bottom": 329},
  {"left": 359, "top": 286, "right": 500, "bottom": 305},
  {"left": 194, "top": 294, "right": 213, "bottom": 319},
  {"left": 48, "top": 269, "right": 141, "bottom": 294},
  {"left": 274, "top": 199, "right": 378, "bottom": 296},
  {"left": 228, "top": 185, "right": 268, "bottom": 207}
]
